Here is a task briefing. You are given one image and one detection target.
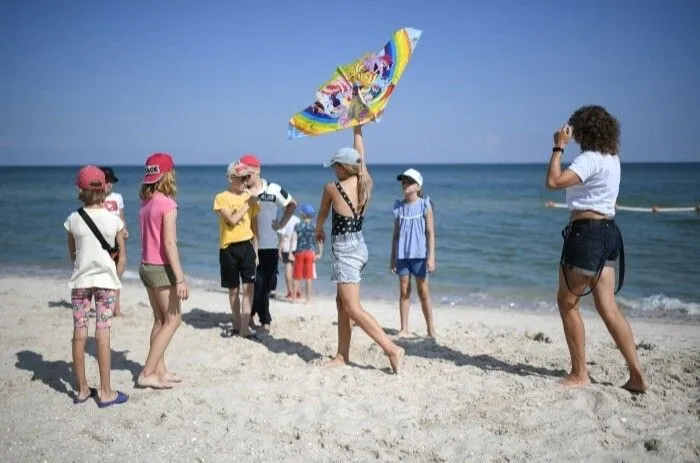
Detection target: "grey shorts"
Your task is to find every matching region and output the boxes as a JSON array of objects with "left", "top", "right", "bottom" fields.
[
  {"left": 331, "top": 232, "right": 368, "bottom": 284},
  {"left": 139, "top": 263, "right": 177, "bottom": 288}
]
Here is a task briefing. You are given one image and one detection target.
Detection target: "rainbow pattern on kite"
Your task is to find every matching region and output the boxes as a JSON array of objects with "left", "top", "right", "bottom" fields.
[{"left": 288, "top": 27, "right": 422, "bottom": 139}]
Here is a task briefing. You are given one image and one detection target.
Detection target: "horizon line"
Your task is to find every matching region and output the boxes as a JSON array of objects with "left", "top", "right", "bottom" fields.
[{"left": 1, "top": 160, "right": 699, "bottom": 168}]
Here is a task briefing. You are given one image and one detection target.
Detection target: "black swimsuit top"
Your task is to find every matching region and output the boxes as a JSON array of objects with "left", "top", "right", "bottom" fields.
[{"left": 331, "top": 181, "right": 364, "bottom": 236}]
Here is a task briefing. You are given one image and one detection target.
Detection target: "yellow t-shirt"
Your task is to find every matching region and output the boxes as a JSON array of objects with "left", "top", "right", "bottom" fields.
[{"left": 213, "top": 191, "right": 260, "bottom": 249}]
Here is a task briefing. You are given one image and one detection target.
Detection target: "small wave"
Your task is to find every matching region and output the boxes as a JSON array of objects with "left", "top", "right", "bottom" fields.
[{"left": 618, "top": 294, "right": 700, "bottom": 319}]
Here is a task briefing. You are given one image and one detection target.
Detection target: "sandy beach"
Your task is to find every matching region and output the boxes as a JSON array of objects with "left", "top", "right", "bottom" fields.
[{"left": 0, "top": 275, "right": 698, "bottom": 462}]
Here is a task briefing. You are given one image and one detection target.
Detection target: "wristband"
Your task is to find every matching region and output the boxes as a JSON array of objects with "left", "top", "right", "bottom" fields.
[
  {"left": 552, "top": 147, "right": 564, "bottom": 153},
  {"left": 176, "top": 278, "right": 185, "bottom": 285}
]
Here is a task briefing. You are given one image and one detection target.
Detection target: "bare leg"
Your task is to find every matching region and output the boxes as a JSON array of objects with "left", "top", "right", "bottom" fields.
[
  {"left": 324, "top": 292, "right": 352, "bottom": 367},
  {"left": 338, "top": 283, "right": 404, "bottom": 374},
  {"left": 593, "top": 266, "right": 647, "bottom": 393},
  {"left": 228, "top": 287, "right": 241, "bottom": 331},
  {"left": 239, "top": 282, "right": 255, "bottom": 337},
  {"left": 284, "top": 262, "right": 294, "bottom": 297},
  {"left": 304, "top": 278, "right": 312, "bottom": 303},
  {"left": 416, "top": 277, "right": 436, "bottom": 338},
  {"left": 71, "top": 326, "right": 91, "bottom": 400},
  {"left": 95, "top": 327, "right": 117, "bottom": 402},
  {"left": 398, "top": 275, "right": 411, "bottom": 337},
  {"left": 557, "top": 267, "right": 591, "bottom": 387},
  {"left": 291, "top": 279, "right": 300, "bottom": 303},
  {"left": 145, "top": 287, "right": 170, "bottom": 382},
  {"left": 138, "top": 286, "right": 181, "bottom": 388}
]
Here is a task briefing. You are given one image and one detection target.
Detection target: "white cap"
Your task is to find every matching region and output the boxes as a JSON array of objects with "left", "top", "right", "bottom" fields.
[
  {"left": 323, "top": 147, "right": 361, "bottom": 167},
  {"left": 397, "top": 168, "right": 423, "bottom": 187}
]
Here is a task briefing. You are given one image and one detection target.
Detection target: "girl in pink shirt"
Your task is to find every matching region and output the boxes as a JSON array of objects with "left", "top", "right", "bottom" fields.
[{"left": 137, "top": 153, "right": 189, "bottom": 389}]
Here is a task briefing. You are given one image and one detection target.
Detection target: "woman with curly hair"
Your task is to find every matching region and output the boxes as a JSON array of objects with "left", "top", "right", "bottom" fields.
[{"left": 545, "top": 105, "right": 646, "bottom": 393}]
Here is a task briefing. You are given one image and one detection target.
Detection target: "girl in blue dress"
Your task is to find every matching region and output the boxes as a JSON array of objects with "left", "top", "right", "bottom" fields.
[{"left": 390, "top": 168, "right": 436, "bottom": 338}]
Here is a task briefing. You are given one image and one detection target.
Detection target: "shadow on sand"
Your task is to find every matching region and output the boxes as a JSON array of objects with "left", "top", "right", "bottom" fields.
[
  {"left": 395, "top": 335, "right": 566, "bottom": 379},
  {"left": 181, "top": 307, "right": 232, "bottom": 330},
  {"left": 48, "top": 299, "right": 73, "bottom": 309},
  {"left": 15, "top": 342, "right": 143, "bottom": 401}
]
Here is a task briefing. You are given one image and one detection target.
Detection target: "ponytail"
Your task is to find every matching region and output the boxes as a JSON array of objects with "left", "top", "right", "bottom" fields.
[{"left": 357, "top": 170, "right": 373, "bottom": 209}]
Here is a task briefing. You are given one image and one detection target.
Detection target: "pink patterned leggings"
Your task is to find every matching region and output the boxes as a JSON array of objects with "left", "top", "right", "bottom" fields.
[{"left": 71, "top": 288, "right": 115, "bottom": 329}]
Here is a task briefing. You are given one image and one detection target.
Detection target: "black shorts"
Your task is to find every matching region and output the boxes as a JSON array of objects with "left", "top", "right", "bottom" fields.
[
  {"left": 560, "top": 219, "right": 621, "bottom": 277},
  {"left": 219, "top": 240, "right": 257, "bottom": 288},
  {"left": 280, "top": 252, "right": 292, "bottom": 264}
]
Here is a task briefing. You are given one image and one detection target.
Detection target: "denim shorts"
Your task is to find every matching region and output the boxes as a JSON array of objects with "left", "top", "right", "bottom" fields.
[
  {"left": 396, "top": 258, "right": 427, "bottom": 278},
  {"left": 560, "top": 219, "right": 621, "bottom": 276},
  {"left": 331, "top": 231, "right": 368, "bottom": 284}
]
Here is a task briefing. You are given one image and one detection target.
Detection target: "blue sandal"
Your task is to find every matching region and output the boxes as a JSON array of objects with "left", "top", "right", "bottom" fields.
[
  {"left": 97, "top": 391, "right": 129, "bottom": 408},
  {"left": 73, "top": 387, "right": 97, "bottom": 404}
]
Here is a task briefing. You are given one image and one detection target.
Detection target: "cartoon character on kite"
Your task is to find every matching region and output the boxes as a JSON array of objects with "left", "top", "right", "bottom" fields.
[{"left": 288, "top": 27, "right": 422, "bottom": 139}]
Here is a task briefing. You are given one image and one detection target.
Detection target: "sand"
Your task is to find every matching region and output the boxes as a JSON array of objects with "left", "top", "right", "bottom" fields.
[{"left": 0, "top": 275, "right": 698, "bottom": 462}]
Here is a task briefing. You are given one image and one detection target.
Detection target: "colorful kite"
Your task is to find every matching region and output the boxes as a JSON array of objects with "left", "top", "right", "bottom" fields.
[{"left": 287, "top": 27, "right": 422, "bottom": 139}]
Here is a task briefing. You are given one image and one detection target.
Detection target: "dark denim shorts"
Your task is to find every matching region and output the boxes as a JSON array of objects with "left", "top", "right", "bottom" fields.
[
  {"left": 396, "top": 258, "right": 428, "bottom": 278},
  {"left": 560, "top": 219, "right": 622, "bottom": 276}
]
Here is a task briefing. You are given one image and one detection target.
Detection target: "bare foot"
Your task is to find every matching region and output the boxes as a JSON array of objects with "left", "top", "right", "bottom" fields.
[
  {"left": 260, "top": 324, "right": 270, "bottom": 332},
  {"left": 137, "top": 373, "right": 173, "bottom": 389},
  {"left": 322, "top": 355, "right": 348, "bottom": 368},
  {"left": 621, "top": 377, "right": 647, "bottom": 394},
  {"left": 558, "top": 373, "right": 591, "bottom": 388},
  {"left": 113, "top": 311, "right": 125, "bottom": 317},
  {"left": 164, "top": 372, "right": 183, "bottom": 383},
  {"left": 397, "top": 330, "right": 411, "bottom": 338},
  {"left": 387, "top": 347, "right": 405, "bottom": 375}
]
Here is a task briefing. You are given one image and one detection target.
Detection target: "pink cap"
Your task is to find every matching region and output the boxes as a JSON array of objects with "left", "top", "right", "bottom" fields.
[
  {"left": 239, "top": 154, "right": 261, "bottom": 168},
  {"left": 143, "top": 152, "right": 174, "bottom": 184},
  {"left": 76, "top": 165, "right": 107, "bottom": 191}
]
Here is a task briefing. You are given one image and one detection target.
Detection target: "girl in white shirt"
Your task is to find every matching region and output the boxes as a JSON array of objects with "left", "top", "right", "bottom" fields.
[
  {"left": 545, "top": 105, "right": 646, "bottom": 394},
  {"left": 65, "top": 165, "right": 127, "bottom": 407}
]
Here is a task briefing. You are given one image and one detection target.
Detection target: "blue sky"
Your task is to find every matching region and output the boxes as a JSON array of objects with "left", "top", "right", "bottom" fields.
[{"left": 1, "top": 1, "right": 698, "bottom": 165}]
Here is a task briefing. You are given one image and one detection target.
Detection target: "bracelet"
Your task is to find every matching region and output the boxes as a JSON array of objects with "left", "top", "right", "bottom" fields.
[
  {"left": 552, "top": 147, "right": 564, "bottom": 153},
  {"left": 176, "top": 278, "right": 185, "bottom": 285}
]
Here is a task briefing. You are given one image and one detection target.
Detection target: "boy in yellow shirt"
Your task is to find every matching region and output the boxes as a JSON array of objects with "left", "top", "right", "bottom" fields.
[{"left": 213, "top": 161, "right": 260, "bottom": 339}]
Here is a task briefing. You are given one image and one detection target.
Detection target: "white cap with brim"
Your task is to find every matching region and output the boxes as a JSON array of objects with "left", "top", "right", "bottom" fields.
[
  {"left": 397, "top": 168, "right": 424, "bottom": 187},
  {"left": 323, "top": 147, "right": 361, "bottom": 167}
]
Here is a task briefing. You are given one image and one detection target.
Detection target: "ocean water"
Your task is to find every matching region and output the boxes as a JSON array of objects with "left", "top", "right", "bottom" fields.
[{"left": 1, "top": 163, "right": 698, "bottom": 320}]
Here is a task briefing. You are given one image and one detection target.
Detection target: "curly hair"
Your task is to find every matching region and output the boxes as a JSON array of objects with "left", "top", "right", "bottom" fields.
[
  {"left": 139, "top": 170, "right": 177, "bottom": 200},
  {"left": 568, "top": 105, "right": 620, "bottom": 155}
]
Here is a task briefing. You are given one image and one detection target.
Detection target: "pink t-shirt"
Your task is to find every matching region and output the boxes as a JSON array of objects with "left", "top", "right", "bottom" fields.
[{"left": 139, "top": 192, "right": 177, "bottom": 265}]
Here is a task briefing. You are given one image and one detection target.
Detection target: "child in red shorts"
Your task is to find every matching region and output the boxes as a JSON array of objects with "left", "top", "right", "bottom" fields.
[{"left": 291, "top": 204, "right": 322, "bottom": 303}]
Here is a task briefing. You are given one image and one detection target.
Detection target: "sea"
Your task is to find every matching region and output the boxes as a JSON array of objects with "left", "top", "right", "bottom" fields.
[{"left": 1, "top": 163, "right": 698, "bottom": 321}]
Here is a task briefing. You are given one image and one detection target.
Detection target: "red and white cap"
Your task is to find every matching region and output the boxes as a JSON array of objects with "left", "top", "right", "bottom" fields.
[
  {"left": 143, "top": 153, "right": 174, "bottom": 184},
  {"left": 76, "top": 165, "right": 107, "bottom": 191},
  {"left": 239, "top": 154, "right": 261, "bottom": 174}
]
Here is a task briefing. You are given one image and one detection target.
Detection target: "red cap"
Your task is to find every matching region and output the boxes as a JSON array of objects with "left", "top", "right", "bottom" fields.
[
  {"left": 143, "top": 152, "right": 174, "bottom": 184},
  {"left": 76, "top": 165, "right": 107, "bottom": 191},
  {"left": 239, "top": 154, "right": 261, "bottom": 168}
]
